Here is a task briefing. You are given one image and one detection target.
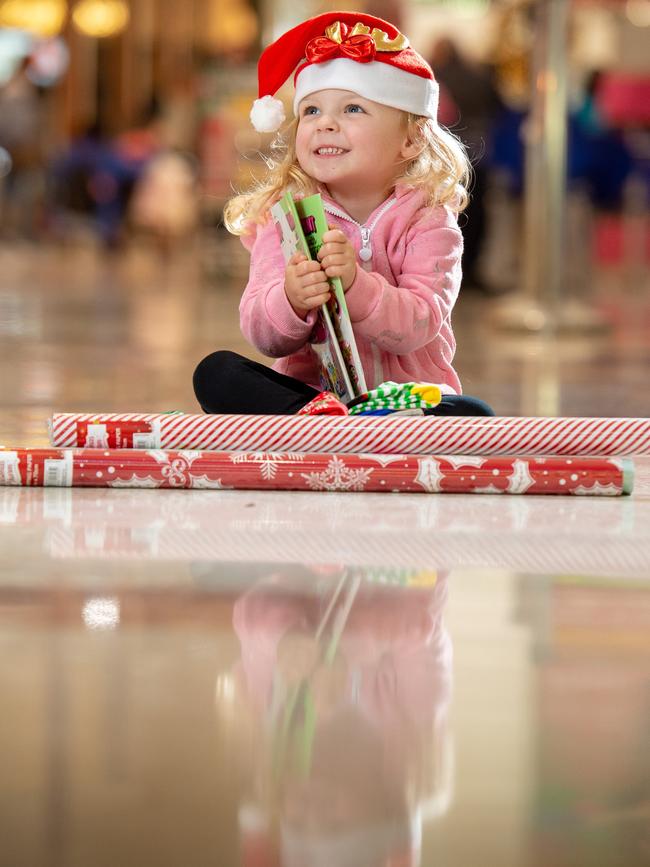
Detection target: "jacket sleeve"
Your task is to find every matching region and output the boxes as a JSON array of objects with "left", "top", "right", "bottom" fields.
[
  {"left": 343, "top": 210, "right": 463, "bottom": 355},
  {"left": 238, "top": 221, "right": 316, "bottom": 358}
]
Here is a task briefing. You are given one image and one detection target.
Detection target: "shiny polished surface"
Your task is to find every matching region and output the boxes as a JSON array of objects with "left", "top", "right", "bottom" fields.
[{"left": 1, "top": 237, "right": 650, "bottom": 866}]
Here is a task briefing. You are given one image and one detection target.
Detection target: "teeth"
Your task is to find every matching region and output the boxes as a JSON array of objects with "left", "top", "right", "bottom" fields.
[{"left": 317, "top": 147, "right": 345, "bottom": 155}]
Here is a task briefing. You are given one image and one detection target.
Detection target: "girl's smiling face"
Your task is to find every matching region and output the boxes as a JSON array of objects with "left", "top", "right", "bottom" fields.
[{"left": 295, "top": 90, "right": 418, "bottom": 204}]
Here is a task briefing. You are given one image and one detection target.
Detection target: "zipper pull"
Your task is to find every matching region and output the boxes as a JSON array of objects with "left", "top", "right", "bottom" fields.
[{"left": 359, "top": 227, "right": 372, "bottom": 262}]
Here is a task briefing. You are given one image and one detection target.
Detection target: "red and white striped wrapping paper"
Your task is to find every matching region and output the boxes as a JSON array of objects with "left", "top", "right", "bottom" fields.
[
  {"left": 0, "top": 448, "right": 633, "bottom": 495},
  {"left": 48, "top": 413, "right": 650, "bottom": 456},
  {"left": 43, "top": 522, "right": 648, "bottom": 578},
  {"left": 3, "top": 485, "right": 648, "bottom": 576}
]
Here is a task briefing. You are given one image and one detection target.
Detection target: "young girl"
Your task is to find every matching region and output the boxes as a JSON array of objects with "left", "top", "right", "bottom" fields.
[{"left": 193, "top": 11, "right": 494, "bottom": 417}]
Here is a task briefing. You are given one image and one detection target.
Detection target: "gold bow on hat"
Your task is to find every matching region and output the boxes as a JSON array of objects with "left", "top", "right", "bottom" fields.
[{"left": 325, "top": 21, "right": 409, "bottom": 52}]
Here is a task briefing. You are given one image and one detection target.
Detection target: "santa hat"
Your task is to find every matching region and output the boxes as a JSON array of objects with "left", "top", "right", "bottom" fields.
[{"left": 250, "top": 11, "right": 438, "bottom": 133}]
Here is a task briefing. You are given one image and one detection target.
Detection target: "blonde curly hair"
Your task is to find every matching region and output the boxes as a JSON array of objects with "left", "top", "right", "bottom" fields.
[{"left": 223, "top": 111, "right": 471, "bottom": 235}]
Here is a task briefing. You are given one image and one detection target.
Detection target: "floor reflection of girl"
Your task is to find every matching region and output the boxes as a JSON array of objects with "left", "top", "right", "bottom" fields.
[{"left": 219, "top": 569, "right": 453, "bottom": 867}]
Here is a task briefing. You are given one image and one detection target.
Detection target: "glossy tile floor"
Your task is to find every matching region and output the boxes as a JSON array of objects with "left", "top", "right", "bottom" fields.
[{"left": 1, "top": 234, "right": 649, "bottom": 867}]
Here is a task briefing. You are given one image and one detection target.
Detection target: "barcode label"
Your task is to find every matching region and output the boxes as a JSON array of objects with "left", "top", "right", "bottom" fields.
[
  {"left": 0, "top": 452, "right": 21, "bottom": 485},
  {"left": 85, "top": 424, "right": 108, "bottom": 448},
  {"left": 43, "top": 456, "right": 73, "bottom": 487},
  {"left": 133, "top": 432, "right": 158, "bottom": 448}
]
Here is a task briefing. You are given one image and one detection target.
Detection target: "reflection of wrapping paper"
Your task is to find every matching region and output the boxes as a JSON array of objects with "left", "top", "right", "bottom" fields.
[
  {"left": 2, "top": 483, "right": 648, "bottom": 577},
  {"left": 49, "top": 413, "right": 650, "bottom": 456},
  {"left": 0, "top": 448, "right": 633, "bottom": 495}
]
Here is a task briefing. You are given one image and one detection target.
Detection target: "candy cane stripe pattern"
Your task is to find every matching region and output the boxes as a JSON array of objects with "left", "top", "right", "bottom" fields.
[
  {"left": 48, "top": 414, "right": 650, "bottom": 456},
  {"left": 47, "top": 523, "right": 650, "bottom": 579},
  {"left": 0, "top": 448, "right": 633, "bottom": 495}
]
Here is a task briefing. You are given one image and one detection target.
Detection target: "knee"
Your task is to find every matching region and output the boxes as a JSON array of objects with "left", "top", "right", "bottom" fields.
[
  {"left": 193, "top": 350, "right": 241, "bottom": 404},
  {"left": 466, "top": 396, "right": 495, "bottom": 416},
  {"left": 194, "top": 350, "right": 241, "bottom": 382},
  {"left": 426, "top": 394, "right": 496, "bottom": 417}
]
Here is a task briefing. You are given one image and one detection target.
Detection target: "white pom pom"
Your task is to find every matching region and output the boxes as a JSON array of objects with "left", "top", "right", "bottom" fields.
[{"left": 250, "top": 95, "right": 286, "bottom": 133}]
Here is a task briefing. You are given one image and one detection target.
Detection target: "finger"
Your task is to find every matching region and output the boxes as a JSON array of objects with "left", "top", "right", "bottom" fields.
[
  {"left": 318, "top": 236, "right": 346, "bottom": 253},
  {"left": 319, "top": 252, "right": 346, "bottom": 267},
  {"left": 302, "top": 292, "right": 331, "bottom": 309},
  {"left": 300, "top": 267, "right": 328, "bottom": 284},
  {"left": 300, "top": 273, "right": 330, "bottom": 295},
  {"left": 322, "top": 229, "right": 347, "bottom": 244},
  {"left": 317, "top": 245, "right": 340, "bottom": 263},
  {"left": 296, "top": 259, "right": 322, "bottom": 276},
  {"left": 319, "top": 242, "right": 353, "bottom": 264},
  {"left": 288, "top": 252, "right": 308, "bottom": 265},
  {"left": 320, "top": 246, "right": 349, "bottom": 265},
  {"left": 324, "top": 265, "right": 351, "bottom": 279}
]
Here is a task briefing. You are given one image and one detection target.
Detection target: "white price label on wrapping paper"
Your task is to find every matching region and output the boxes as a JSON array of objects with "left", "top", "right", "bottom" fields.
[
  {"left": 133, "top": 420, "right": 161, "bottom": 449},
  {"left": 43, "top": 455, "right": 73, "bottom": 487},
  {"left": 133, "top": 432, "right": 158, "bottom": 448},
  {"left": 0, "top": 452, "right": 21, "bottom": 485},
  {"left": 85, "top": 424, "right": 109, "bottom": 448}
]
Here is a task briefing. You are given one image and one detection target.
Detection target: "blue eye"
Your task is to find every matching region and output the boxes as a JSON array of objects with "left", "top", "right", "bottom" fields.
[
  {"left": 346, "top": 104, "right": 365, "bottom": 113},
  {"left": 302, "top": 105, "right": 319, "bottom": 116}
]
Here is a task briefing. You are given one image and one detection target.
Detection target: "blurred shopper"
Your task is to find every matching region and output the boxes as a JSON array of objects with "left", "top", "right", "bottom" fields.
[
  {"left": 113, "top": 98, "right": 164, "bottom": 170},
  {"left": 49, "top": 121, "right": 136, "bottom": 247},
  {"left": 486, "top": 68, "right": 635, "bottom": 292},
  {"left": 429, "top": 37, "right": 503, "bottom": 293},
  {"left": 118, "top": 98, "right": 200, "bottom": 249},
  {"left": 0, "top": 57, "right": 45, "bottom": 238},
  {"left": 128, "top": 150, "right": 200, "bottom": 248},
  {"left": 572, "top": 71, "right": 633, "bottom": 213},
  {"left": 489, "top": 71, "right": 633, "bottom": 222}
]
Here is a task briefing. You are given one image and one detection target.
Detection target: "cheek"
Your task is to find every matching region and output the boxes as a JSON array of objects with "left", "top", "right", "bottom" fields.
[{"left": 295, "top": 127, "right": 311, "bottom": 163}]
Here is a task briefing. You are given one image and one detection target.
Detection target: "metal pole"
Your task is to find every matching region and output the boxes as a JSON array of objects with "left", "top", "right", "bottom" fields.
[
  {"left": 496, "top": 0, "right": 567, "bottom": 332},
  {"left": 545, "top": 0, "right": 569, "bottom": 323},
  {"left": 494, "top": 0, "right": 607, "bottom": 336}
]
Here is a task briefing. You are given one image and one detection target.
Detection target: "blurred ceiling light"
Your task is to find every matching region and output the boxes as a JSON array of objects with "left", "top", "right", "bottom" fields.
[
  {"left": 72, "top": 0, "right": 129, "bottom": 38},
  {"left": 0, "top": 0, "right": 67, "bottom": 37},
  {"left": 626, "top": 0, "right": 650, "bottom": 27},
  {"left": 204, "top": 0, "right": 258, "bottom": 53},
  {"left": 82, "top": 597, "right": 121, "bottom": 630}
]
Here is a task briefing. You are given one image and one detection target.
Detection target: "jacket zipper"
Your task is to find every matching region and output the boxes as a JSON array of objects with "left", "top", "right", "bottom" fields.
[{"left": 323, "top": 196, "right": 398, "bottom": 264}]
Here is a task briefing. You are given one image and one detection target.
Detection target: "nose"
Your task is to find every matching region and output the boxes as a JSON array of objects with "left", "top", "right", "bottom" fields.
[{"left": 316, "top": 111, "right": 338, "bottom": 131}]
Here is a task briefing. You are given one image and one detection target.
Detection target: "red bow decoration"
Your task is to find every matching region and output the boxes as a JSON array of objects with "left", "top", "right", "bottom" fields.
[{"left": 306, "top": 31, "right": 376, "bottom": 65}]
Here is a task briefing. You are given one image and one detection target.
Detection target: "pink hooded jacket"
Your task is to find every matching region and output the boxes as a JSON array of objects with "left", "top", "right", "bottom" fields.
[{"left": 239, "top": 184, "right": 463, "bottom": 394}]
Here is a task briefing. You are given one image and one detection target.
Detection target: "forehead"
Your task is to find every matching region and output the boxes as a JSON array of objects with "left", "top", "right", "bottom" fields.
[{"left": 298, "top": 89, "right": 367, "bottom": 106}]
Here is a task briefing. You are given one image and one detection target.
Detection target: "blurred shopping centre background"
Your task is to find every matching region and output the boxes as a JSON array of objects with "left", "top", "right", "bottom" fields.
[
  {"left": 0, "top": 0, "right": 648, "bottom": 426},
  {"left": 0, "top": 0, "right": 647, "bottom": 264}
]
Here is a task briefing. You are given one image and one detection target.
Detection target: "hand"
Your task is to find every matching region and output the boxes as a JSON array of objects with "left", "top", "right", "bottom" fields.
[
  {"left": 284, "top": 252, "right": 331, "bottom": 319},
  {"left": 317, "top": 226, "right": 357, "bottom": 291}
]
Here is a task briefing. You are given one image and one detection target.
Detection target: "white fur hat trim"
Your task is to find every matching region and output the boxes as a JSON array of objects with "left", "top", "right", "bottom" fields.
[{"left": 293, "top": 58, "right": 438, "bottom": 120}]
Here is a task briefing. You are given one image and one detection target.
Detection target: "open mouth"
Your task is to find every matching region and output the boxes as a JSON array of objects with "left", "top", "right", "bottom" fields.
[{"left": 314, "top": 147, "right": 348, "bottom": 156}]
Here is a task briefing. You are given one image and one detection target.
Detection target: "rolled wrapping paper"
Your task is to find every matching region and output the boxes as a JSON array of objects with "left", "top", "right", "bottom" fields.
[
  {"left": 0, "top": 448, "right": 634, "bottom": 495},
  {"left": 48, "top": 413, "right": 650, "bottom": 456}
]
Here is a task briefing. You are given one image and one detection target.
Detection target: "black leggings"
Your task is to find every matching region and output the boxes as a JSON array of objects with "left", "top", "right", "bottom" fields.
[{"left": 193, "top": 350, "right": 495, "bottom": 416}]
